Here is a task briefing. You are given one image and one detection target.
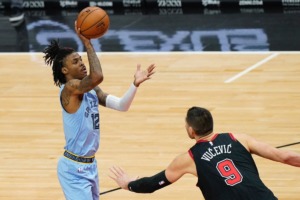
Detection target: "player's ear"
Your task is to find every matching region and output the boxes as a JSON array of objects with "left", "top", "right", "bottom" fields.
[
  {"left": 188, "top": 126, "right": 195, "bottom": 135},
  {"left": 61, "top": 66, "right": 68, "bottom": 75}
]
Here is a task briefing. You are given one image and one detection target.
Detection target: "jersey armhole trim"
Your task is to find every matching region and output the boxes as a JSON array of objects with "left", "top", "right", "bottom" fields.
[
  {"left": 228, "top": 132, "right": 237, "bottom": 141},
  {"left": 188, "top": 149, "right": 194, "bottom": 160}
]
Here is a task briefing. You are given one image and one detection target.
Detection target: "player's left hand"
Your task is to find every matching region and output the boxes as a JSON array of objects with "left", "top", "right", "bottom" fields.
[
  {"left": 109, "top": 166, "right": 138, "bottom": 190},
  {"left": 133, "top": 64, "right": 156, "bottom": 87}
]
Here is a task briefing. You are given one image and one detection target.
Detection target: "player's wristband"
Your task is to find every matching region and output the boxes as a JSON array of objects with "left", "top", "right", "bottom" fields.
[{"left": 128, "top": 170, "right": 171, "bottom": 193}]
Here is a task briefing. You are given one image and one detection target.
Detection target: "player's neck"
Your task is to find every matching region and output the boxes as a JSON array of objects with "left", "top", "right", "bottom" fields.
[{"left": 195, "top": 132, "right": 215, "bottom": 141}]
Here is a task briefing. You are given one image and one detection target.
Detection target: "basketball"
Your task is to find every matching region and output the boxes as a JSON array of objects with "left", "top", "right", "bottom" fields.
[{"left": 76, "top": 6, "right": 110, "bottom": 39}]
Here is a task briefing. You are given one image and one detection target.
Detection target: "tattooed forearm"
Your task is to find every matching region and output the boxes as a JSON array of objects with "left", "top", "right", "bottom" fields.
[
  {"left": 98, "top": 91, "right": 107, "bottom": 106},
  {"left": 86, "top": 45, "right": 102, "bottom": 75},
  {"left": 94, "top": 86, "right": 108, "bottom": 106}
]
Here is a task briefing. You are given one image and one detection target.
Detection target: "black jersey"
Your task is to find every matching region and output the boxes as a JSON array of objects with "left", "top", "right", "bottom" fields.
[{"left": 189, "top": 133, "right": 278, "bottom": 200}]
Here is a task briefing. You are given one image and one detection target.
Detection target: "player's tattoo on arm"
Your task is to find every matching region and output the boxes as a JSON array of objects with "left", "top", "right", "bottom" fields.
[
  {"left": 94, "top": 87, "right": 108, "bottom": 106},
  {"left": 69, "top": 77, "right": 94, "bottom": 94},
  {"left": 77, "top": 77, "right": 94, "bottom": 92},
  {"left": 86, "top": 46, "right": 102, "bottom": 75},
  {"left": 98, "top": 92, "right": 107, "bottom": 106},
  {"left": 61, "top": 92, "right": 70, "bottom": 107}
]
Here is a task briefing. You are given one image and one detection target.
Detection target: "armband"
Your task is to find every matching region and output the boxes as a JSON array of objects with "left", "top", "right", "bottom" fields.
[
  {"left": 106, "top": 83, "right": 137, "bottom": 111},
  {"left": 128, "top": 170, "right": 171, "bottom": 193}
]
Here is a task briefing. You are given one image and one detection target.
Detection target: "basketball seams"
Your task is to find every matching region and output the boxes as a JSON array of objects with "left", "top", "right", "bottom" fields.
[
  {"left": 79, "top": 8, "right": 102, "bottom": 32},
  {"left": 76, "top": 6, "right": 110, "bottom": 39},
  {"left": 81, "top": 14, "right": 108, "bottom": 33},
  {"left": 77, "top": 7, "right": 99, "bottom": 29}
]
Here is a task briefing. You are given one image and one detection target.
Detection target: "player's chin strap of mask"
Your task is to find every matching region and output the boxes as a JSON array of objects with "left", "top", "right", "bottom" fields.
[{"left": 128, "top": 170, "right": 171, "bottom": 193}]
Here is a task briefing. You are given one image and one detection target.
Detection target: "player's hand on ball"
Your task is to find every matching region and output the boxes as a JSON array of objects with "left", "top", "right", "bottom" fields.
[
  {"left": 74, "top": 21, "right": 90, "bottom": 43},
  {"left": 133, "top": 64, "right": 156, "bottom": 87}
]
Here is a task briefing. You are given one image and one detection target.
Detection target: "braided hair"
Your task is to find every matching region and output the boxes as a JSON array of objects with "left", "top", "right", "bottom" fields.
[{"left": 43, "top": 40, "right": 75, "bottom": 87}]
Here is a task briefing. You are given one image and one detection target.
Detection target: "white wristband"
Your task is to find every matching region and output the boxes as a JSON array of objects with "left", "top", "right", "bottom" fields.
[{"left": 106, "top": 83, "right": 137, "bottom": 111}]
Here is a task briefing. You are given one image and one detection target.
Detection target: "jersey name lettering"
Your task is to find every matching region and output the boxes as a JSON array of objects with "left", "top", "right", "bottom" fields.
[{"left": 201, "top": 144, "right": 232, "bottom": 161}]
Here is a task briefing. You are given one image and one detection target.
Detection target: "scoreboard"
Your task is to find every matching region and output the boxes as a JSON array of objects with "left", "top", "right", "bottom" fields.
[{"left": 0, "top": 0, "right": 299, "bottom": 10}]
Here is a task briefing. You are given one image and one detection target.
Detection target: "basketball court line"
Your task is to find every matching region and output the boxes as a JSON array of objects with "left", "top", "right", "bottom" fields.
[
  {"left": 0, "top": 52, "right": 297, "bottom": 74},
  {"left": 0, "top": 51, "right": 299, "bottom": 200},
  {"left": 0, "top": 52, "right": 295, "bottom": 77},
  {"left": 224, "top": 53, "right": 279, "bottom": 83},
  {"left": 99, "top": 141, "right": 300, "bottom": 196}
]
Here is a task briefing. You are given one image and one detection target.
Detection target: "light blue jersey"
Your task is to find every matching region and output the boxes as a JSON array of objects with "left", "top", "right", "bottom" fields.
[
  {"left": 60, "top": 84, "right": 100, "bottom": 157},
  {"left": 57, "top": 85, "right": 100, "bottom": 200}
]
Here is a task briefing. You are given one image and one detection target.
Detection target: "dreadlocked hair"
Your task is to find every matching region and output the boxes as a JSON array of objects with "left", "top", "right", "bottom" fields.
[{"left": 43, "top": 39, "right": 75, "bottom": 87}]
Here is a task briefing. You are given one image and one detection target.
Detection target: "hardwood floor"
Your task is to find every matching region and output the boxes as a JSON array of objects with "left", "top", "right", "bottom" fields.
[{"left": 0, "top": 52, "right": 299, "bottom": 200}]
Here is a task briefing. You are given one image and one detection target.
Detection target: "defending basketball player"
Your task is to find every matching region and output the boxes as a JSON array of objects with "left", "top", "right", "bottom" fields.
[
  {"left": 110, "top": 106, "right": 300, "bottom": 200},
  {"left": 43, "top": 20, "right": 155, "bottom": 200}
]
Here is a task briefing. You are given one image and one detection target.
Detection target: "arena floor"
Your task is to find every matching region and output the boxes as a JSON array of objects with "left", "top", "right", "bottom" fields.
[{"left": 0, "top": 2, "right": 300, "bottom": 200}]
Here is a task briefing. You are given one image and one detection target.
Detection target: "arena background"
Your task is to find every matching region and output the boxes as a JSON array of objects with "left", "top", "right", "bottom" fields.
[
  {"left": 1, "top": 1, "right": 300, "bottom": 200},
  {"left": 0, "top": 0, "right": 299, "bottom": 52}
]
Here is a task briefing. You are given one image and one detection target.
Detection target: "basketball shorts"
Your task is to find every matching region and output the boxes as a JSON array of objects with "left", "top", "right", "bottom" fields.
[{"left": 57, "top": 156, "right": 99, "bottom": 200}]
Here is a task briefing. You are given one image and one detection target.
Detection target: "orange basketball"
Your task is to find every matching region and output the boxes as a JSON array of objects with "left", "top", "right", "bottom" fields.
[{"left": 76, "top": 6, "right": 110, "bottom": 39}]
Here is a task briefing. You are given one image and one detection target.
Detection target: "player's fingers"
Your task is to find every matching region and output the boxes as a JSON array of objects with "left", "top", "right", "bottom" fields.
[
  {"left": 148, "top": 71, "right": 156, "bottom": 77},
  {"left": 112, "top": 166, "right": 124, "bottom": 176},
  {"left": 118, "top": 166, "right": 125, "bottom": 174},
  {"left": 74, "top": 21, "right": 77, "bottom": 32},
  {"left": 136, "top": 64, "right": 141, "bottom": 71},
  {"left": 108, "top": 173, "right": 117, "bottom": 181},
  {"left": 109, "top": 167, "right": 117, "bottom": 176},
  {"left": 109, "top": 166, "right": 121, "bottom": 177},
  {"left": 147, "top": 64, "right": 155, "bottom": 72}
]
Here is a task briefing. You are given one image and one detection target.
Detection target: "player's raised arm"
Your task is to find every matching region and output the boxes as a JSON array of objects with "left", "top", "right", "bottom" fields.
[
  {"left": 66, "top": 21, "right": 103, "bottom": 95},
  {"left": 94, "top": 64, "right": 156, "bottom": 110}
]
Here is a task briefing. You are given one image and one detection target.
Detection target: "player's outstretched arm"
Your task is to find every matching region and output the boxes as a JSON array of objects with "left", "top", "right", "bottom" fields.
[
  {"left": 109, "top": 166, "right": 171, "bottom": 193},
  {"left": 95, "top": 64, "right": 156, "bottom": 111},
  {"left": 165, "top": 152, "right": 197, "bottom": 183},
  {"left": 242, "top": 134, "right": 300, "bottom": 167},
  {"left": 109, "top": 152, "right": 196, "bottom": 193},
  {"left": 67, "top": 21, "right": 103, "bottom": 95}
]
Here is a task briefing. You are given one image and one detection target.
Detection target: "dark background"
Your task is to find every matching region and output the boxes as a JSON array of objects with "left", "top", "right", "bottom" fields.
[{"left": 0, "top": 0, "right": 300, "bottom": 52}]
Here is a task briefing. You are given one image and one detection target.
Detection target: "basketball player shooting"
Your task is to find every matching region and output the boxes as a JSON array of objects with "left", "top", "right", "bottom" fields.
[{"left": 43, "top": 15, "right": 156, "bottom": 200}]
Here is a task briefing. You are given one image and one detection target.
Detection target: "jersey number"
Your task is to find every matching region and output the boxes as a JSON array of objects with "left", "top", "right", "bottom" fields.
[
  {"left": 216, "top": 158, "right": 243, "bottom": 186},
  {"left": 91, "top": 113, "right": 99, "bottom": 129}
]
